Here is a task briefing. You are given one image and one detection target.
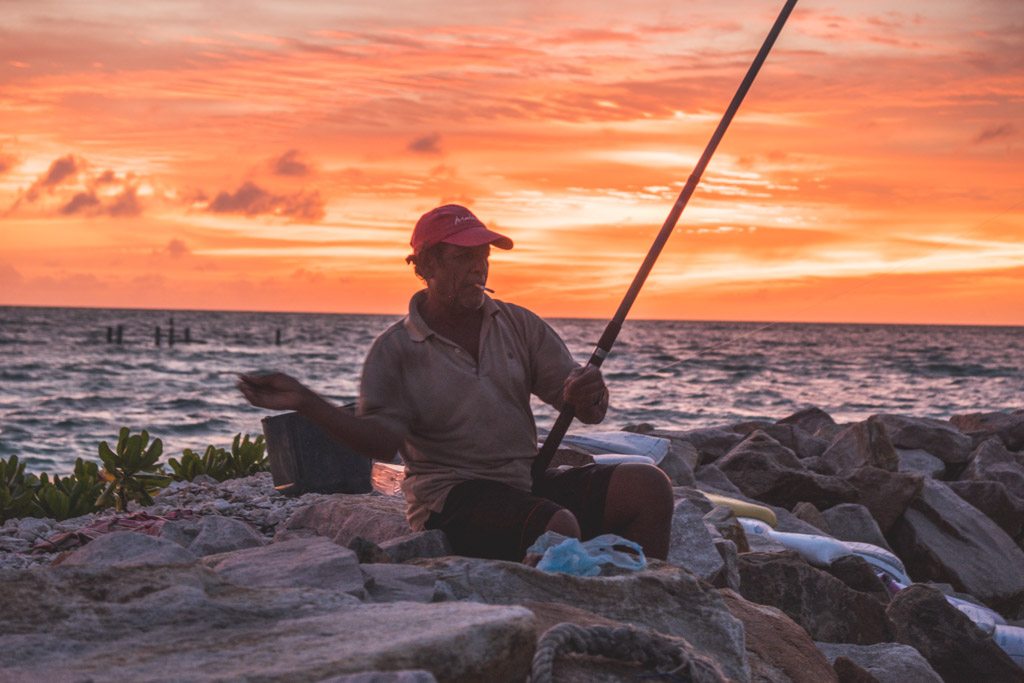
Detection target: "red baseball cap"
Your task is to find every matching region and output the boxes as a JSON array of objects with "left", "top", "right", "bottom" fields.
[{"left": 409, "top": 204, "right": 513, "bottom": 258}]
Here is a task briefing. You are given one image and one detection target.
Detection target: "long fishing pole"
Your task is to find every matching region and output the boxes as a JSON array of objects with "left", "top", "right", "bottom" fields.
[{"left": 532, "top": 0, "right": 800, "bottom": 484}]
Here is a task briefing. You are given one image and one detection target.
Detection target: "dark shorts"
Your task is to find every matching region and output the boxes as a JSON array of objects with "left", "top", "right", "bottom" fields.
[{"left": 424, "top": 464, "right": 618, "bottom": 562}]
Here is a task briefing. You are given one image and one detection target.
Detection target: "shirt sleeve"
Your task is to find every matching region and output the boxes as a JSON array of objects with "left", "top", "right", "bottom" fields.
[
  {"left": 519, "top": 308, "right": 579, "bottom": 409},
  {"left": 356, "top": 331, "right": 413, "bottom": 440}
]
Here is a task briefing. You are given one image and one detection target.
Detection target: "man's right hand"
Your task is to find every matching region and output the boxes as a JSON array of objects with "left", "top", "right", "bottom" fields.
[{"left": 237, "top": 372, "right": 312, "bottom": 412}]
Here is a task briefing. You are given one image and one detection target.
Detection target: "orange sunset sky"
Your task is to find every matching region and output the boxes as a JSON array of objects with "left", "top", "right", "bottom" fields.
[{"left": 1, "top": 0, "right": 1021, "bottom": 324}]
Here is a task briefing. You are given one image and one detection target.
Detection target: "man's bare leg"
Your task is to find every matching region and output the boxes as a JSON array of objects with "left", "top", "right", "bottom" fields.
[{"left": 602, "top": 463, "right": 673, "bottom": 560}]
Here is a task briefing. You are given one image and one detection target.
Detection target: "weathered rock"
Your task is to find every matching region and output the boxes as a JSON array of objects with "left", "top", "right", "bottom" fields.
[
  {"left": 380, "top": 529, "right": 451, "bottom": 563},
  {"left": 361, "top": 564, "right": 443, "bottom": 603},
  {"left": 695, "top": 464, "right": 743, "bottom": 494},
  {"left": 947, "top": 480, "right": 1024, "bottom": 541},
  {"left": 886, "top": 584, "right": 1024, "bottom": 682},
  {"left": 792, "top": 501, "right": 831, "bottom": 534},
  {"left": 832, "top": 656, "right": 881, "bottom": 683},
  {"left": 277, "top": 495, "right": 410, "bottom": 546},
  {"left": 778, "top": 407, "right": 839, "bottom": 438},
  {"left": 162, "top": 514, "right": 266, "bottom": 557},
  {"left": 349, "top": 536, "right": 394, "bottom": 563},
  {"left": 821, "top": 503, "right": 892, "bottom": 551},
  {"left": 203, "top": 536, "right": 367, "bottom": 596},
  {"left": 822, "top": 556, "right": 889, "bottom": 604},
  {"left": 704, "top": 504, "right": 750, "bottom": 553},
  {"left": 13, "top": 517, "right": 52, "bottom": 542},
  {"left": 821, "top": 418, "right": 899, "bottom": 474},
  {"left": 896, "top": 448, "right": 946, "bottom": 478},
  {"left": 659, "top": 439, "right": 698, "bottom": 486},
  {"left": 321, "top": 672, "right": 437, "bottom": 683},
  {"left": 950, "top": 410, "right": 1024, "bottom": 452},
  {"left": 844, "top": 466, "right": 923, "bottom": 533},
  {"left": 651, "top": 427, "right": 744, "bottom": 466},
  {"left": 712, "top": 538, "right": 740, "bottom": 591},
  {"left": 874, "top": 414, "right": 973, "bottom": 465},
  {"left": 815, "top": 642, "right": 941, "bottom": 683},
  {"left": 58, "top": 530, "right": 197, "bottom": 568},
  {"left": 720, "top": 589, "right": 839, "bottom": 683},
  {"left": 417, "top": 556, "right": 750, "bottom": 682},
  {"left": 961, "top": 437, "right": 1024, "bottom": 500},
  {"left": 737, "top": 552, "right": 893, "bottom": 644},
  {"left": 0, "top": 564, "right": 534, "bottom": 683},
  {"left": 668, "top": 498, "right": 725, "bottom": 583},
  {"left": 888, "top": 478, "right": 1024, "bottom": 613},
  {"left": 717, "top": 431, "right": 859, "bottom": 510},
  {"left": 732, "top": 421, "right": 829, "bottom": 460}
]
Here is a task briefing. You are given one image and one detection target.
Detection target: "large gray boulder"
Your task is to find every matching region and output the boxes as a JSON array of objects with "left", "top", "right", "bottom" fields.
[
  {"left": 276, "top": 494, "right": 411, "bottom": 545},
  {"left": 950, "top": 410, "right": 1024, "bottom": 451},
  {"left": 815, "top": 642, "right": 941, "bottom": 683},
  {"left": 57, "top": 530, "right": 197, "bottom": 569},
  {"left": 162, "top": 514, "right": 267, "bottom": 557},
  {"left": 731, "top": 421, "right": 829, "bottom": 460},
  {"left": 821, "top": 503, "right": 892, "bottom": 551},
  {"left": 960, "top": 438, "right": 1024, "bottom": 500},
  {"left": 843, "top": 466, "right": 923, "bottom": 533},
  {"left": 874, "top": 414, "right": 974, "bottom": 465},
  {"left": 418, "top": 556, "right": 751, "bottom": 682},
  {"left": 947, "top": 480, "right": 1024, "bottom": 542},
  {"left": 0, "top": 564, "right": 534, "bottom": 682},
  {"left": 720, "top": 589, "right": 839, "bottom": 683},
  {"left": 777, "top": 407, "right": 839, "bottom": 439},
  {"left": 896, "top": 448, "right": 946, "bottom": 478},
  {"left": 888, "top": 478, "right": 1024, "bottom": 613},
  {"left": 737, "top": 552, "right": 893, "bottom": 645},
  {"left": 667, "top": 498, "right": 725, "bottom": 583},
  {"left": 717, "top": 431, "right": 859, "bottom": 509},
  {"left": 650, "top": 427, "right": 745, "bottom": 466},
  {"left": 379, "top": 530, "right": 451, "bottom": 563},
  {"left": 886, "top": 584, "right": 1024, "bottom": 682},
  {"left": 820, "top": 417, "right": 898, "bottom": 474},
  {"left": 202, "top": 536, "right": 367, "bottom": 595}
]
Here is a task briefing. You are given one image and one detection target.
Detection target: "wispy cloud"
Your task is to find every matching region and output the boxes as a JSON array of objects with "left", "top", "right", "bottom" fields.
[
  {"left": 271, "top": 149, "right": 311, "bottom": 176},
  {"left": 408, "top": 133, "right": 443, "bottom": 155},
  {"left": 205, "top": 181, "right": 324, "bottom": 221},
  {"left": 973, "top": 123, "right": 1016, "bottom": 144}
]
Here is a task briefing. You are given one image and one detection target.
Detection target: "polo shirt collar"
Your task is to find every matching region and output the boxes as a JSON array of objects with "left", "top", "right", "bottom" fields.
[{"left": 403, "top": 289, "right": 500, "bottom": 343}]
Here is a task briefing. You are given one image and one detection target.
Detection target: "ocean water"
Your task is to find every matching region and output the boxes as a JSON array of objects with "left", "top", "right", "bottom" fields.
[{"left": 1, "top": 305, "right": 1021, "bottom": 474}]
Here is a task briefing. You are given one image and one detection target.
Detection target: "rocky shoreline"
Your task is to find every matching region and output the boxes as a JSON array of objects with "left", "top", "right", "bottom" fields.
[{"left": 2, "top": 407, "right": 1024, "bottom": 682}]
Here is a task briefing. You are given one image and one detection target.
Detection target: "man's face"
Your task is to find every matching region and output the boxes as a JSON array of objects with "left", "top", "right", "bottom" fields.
[{"left": 425, "top": 243, "right": 490, "bottom": 311}]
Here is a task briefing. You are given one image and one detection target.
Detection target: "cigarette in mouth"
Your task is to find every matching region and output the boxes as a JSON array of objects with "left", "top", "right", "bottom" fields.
[{"left": 475, "top": 284, "right": 495, "bottom": 293}]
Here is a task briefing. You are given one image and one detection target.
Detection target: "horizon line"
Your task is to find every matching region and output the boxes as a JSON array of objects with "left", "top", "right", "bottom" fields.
[{"left": 2, "top": 302, "right": 1021, "bottom": 330}]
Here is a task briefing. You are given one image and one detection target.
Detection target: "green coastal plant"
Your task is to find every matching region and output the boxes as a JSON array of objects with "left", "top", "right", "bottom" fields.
[
  {"left": 30, "top": 458, "right": 105, "bottom": 521},
  {"left": 168, "top": 445, "right": 232, "bottom": 482},
  {"left": 97, "top": 428, "right": 171, "bottom": 512},
  {"left": 167, "top": 433, "right": 267, "bottom": 482},
  {"left": 229, "top": 433, "right": 268, "bottom": 477},
  {"left": 1, "top": 455, "right": 40, "bottom": 524}
]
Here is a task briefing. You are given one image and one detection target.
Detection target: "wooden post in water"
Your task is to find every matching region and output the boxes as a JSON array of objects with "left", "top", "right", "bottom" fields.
[
  {"left": 155, "top": 326, "right": 162, "bottom": 346},
  {"left": 184, "top": 327, "right": 191, "bottom": 343},
  {"left": 275, "top": 329, "right": 282, "bottom": 346},
  {"left": 168, "top": 318, "right": 175, "bottom": 347}
]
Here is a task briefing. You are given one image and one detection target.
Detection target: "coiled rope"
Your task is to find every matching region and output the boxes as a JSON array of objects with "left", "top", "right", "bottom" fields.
[{"left": 530, "top": 622, "right": 728, "bottom": 683}]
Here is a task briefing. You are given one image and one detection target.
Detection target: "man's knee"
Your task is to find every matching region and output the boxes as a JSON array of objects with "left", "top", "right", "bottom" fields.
[
  {"left": 608, "top": 463, "right": 674, "bottom": 516},
  {"left": 612, "top": 463, "right": 672, "bottom": 496},
  {"left": 545, "top": 508, "right": 581, "bottom": 538}
]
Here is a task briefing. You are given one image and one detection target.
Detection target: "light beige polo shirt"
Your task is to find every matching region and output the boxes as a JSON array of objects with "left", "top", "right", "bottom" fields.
[{"left": 357, "top": 290, "right": 578, "bottom": 530}]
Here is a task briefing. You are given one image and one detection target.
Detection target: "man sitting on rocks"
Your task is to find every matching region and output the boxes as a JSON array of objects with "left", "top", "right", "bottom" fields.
[{"left": 238, "top": 204, "right": 673, "bottom": 562}]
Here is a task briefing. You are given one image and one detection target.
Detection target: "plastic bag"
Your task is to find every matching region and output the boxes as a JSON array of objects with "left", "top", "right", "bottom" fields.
[{"left": 527, "top": 531, "right": 647, "bottom": 576}]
